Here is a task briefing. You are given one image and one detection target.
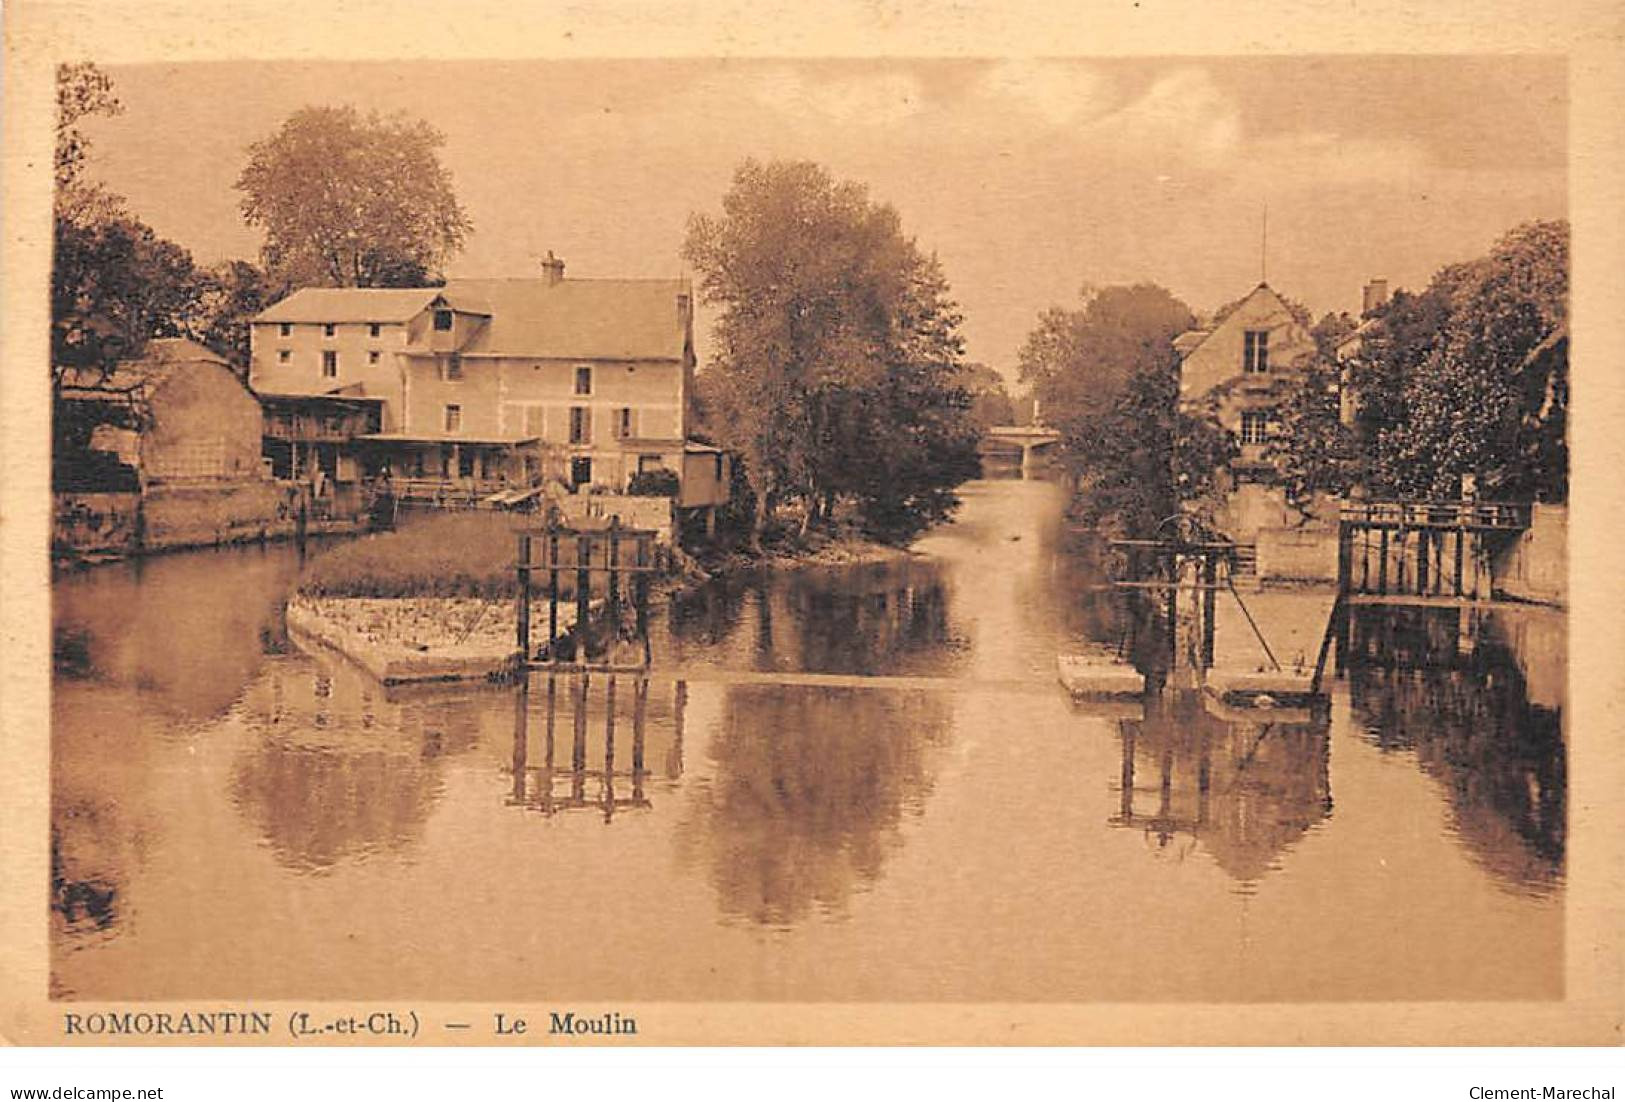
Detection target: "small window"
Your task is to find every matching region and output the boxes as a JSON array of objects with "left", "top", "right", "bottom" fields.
[
  {"left": 323, "top": 323, "right": 336, "bottom": 338},
  {"left": 369, "top": 323, "right": 382, "bottom": 339},
  {"left": 1240, "top": 409, "right": 1271, "bottom": 445},
  {"left": 444, "top": 404, "right": 462, "bottom": 433},
  {"left": 278, "top": 349, "right": 291, "bottom": 364},
  {"left": 434, "top": 309, "right": 454, "bottom": 332},
  {"left": 322, "top": 350, "right": 338, "bottom": 378},
  {"left": 575, "top": 366, "right": 592, "bottom": 396},
  {"left": 617, "top": 407, "right": 634, "bottom": 438},
  {"left": 279, "top": 323, "right": 292, "bottom": 338},
  {"left": 368, "top": 351, "right": 381, "bottom": 365},
  {"left": 442, "top": 353, "right": 463, "bottom": 381},
  {"left": 569, "top": 406, "right": 590, "bottom": 444},
  {"left": 1243, "top": 330, "right": 1270, "bottom": 373}
]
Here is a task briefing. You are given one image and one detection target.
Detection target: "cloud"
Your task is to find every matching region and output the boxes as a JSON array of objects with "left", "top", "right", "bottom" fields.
[
  {"left": 747, "top": 67, "right": 925, "bottom": 127},
  {"left": 974, "top": 60, "right": 1116, "bottom": 126}
]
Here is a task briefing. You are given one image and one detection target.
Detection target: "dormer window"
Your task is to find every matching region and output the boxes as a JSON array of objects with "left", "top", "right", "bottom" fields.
[
  {"left": 433, "top": 309, "right": 454, "bottom": 332},
  {"left": 1243, "top": 330, "right": 1270, "bottom": 373}
]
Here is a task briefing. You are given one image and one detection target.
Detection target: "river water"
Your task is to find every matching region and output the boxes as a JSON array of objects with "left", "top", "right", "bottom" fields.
[{"left": 51, "top": 479, "right": 1566, "bottom": 1002}]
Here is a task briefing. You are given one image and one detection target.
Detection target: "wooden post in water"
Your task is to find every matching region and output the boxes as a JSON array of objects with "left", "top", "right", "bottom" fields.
[
  {"left": 1119, "top": 724, "right": 1136, "bottom": 822},
  {"left": 1378, "top": 528, "right": 1389, "bottom": 595},
  {"left": 548, "top": 532, "right": 560, "bottom": 655},
  {"left": 542, "top": 674, "right": 557, "bottom": 815},
  {"left": 1336, "top": 524, "right": 1352, "bottom": 597},
  {"left": 516, "top": 533, "right": 532, "bottom": 661},
  {"left": 1416, "top": 529, "right": 1429, "bottom": 595},
  {"left": 576, "top": 533, "right": 591, "bottom": 660},
  {"left": 1201, "top": 552, "right": 1217, "bottom": 671},
  {"left": 1454, "top": 526, "right": 1466, "bottom": 598},
  {"left": 606, "top": 517, "right": 621, "bottom": 636}
]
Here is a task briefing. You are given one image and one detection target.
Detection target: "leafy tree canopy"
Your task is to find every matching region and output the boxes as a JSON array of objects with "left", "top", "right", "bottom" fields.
[
  {"left": 236, "top": 105, "right": 472, "bottom": 289},
  {"left": 684, "top": 159, "right": 980, "bottom": 545}
]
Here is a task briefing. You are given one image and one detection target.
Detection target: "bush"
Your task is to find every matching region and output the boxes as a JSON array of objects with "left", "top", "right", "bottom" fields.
[
  {"left": 626, "top": 468, "right": 680, "bottom": 497},
  {"left": 297, "top": 511, "right": 521, "bottom": 598}
]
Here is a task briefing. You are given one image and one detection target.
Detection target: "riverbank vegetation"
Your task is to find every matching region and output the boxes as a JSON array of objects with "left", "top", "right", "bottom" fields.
[
  {"left": 1269, "top": 220, "right": 1568, "bottom": 509},
  {"left": 297, "top": 512, "right": 519, "bottom": 599},
  {"left": 684, "top": 159, "right": 982, "bottom": 550}
]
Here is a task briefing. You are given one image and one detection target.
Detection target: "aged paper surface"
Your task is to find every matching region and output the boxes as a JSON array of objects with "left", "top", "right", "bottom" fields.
[{"left": 2, "top": 0, "right": 1622, "bottom": 1046}]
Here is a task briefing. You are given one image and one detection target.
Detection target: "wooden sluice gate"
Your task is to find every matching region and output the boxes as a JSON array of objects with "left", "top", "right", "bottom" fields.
[
  {"left": 515, "top": 517, "right": 659, "bottom": 674},
  {"left": 1059, "top": 516, "right": 1327, "bottom": 707},
  {"left": 1336, "top": 500, "right": 1527, "bottom": 601}
]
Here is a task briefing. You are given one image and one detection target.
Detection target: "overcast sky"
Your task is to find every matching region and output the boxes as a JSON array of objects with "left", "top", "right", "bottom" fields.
[{"left": 84, "top": 57, "right": 1566, "bottom": 383}]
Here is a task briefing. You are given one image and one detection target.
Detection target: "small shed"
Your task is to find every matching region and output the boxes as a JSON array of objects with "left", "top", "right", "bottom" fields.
[{"left": 57, "top": 338, "right": 268, "bottom": 489}]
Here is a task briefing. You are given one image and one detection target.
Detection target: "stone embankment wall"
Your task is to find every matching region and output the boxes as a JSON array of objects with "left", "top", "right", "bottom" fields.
[
  {"left": 1255, "top": 526, "right": 1338, "bottom": 583},
  {"left": 1491, "top": 503, "right": 1566, "bottom": 607},
  {"left": 53, "top": 482, "right": 367, "bottom": 558}
]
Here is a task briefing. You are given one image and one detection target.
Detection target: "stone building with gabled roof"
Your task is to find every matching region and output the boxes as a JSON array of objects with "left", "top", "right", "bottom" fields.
[
  {"left": 248, "top": 255, "right": 712, "bottom": 506},
  {"left": 1173, "top": 282, "right": 1319, "bottom": 546}
]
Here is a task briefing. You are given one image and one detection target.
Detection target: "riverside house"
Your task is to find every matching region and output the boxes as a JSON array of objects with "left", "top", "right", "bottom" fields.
[
  {"left": 248, "top": 256, "right": 725, "bottom": 510},
  {"left": 1173, "top": 282, "right": 1321, "bottom": 559}
]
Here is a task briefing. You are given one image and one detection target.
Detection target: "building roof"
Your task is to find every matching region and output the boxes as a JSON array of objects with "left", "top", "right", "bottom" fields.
[
  {"left": 424, "top": 278, "right": 689, "bottom": 361},
  {"left": 58, "top": 338, "right": 235, "bottom": 402},
  {"left": 254, "top": 277, "right": 691, "bottom": 361},
  {"left": 1174, "top": 283, "right": 1304, "bottom": 362},
  {"left": 254, "top": 288, "right": 441, "bottom": 324},
  {"left": 357, "top": 432, "right": 540, "bottom": 447}
]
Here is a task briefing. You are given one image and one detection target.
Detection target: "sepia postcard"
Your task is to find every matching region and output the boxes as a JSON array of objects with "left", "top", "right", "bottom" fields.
[{"left": 2, "top": 0, "right": 1623, "bottom": 1051}]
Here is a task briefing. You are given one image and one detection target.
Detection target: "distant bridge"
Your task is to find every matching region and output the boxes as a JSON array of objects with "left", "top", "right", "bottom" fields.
[{"left": 980, "top": 425, "right": 1062, "bottom": 479}]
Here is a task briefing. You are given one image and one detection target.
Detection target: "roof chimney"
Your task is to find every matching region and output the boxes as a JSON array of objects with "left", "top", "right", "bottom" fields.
[
  {"left": 541, "top": 250, "right": 566, "bottom": 285},
  {"left": 1362, "top": 278, "right": 1389, "bottom": 317}
]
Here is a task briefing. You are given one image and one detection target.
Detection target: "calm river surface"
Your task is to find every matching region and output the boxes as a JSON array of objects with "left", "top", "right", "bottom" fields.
[{"left": 51, "top": 479, "right": 1565, "bottom": 1001}]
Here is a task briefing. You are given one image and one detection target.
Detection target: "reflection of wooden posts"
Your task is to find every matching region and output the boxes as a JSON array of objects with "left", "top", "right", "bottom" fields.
[
  {"left": 1119, "top": 723, "right": 1136, "bottom": 822},
  {"left": 603, "top": 675, "right": 617, "bottom": 820},
  {"left": 632, "top": 677, "right": 648, "bottom": 803},
  {"left": 511, "top": 675, "right": 529, "bottom": 805},
  {"left": 669, "top": 680, "right": 687, "bottom": 780},
  {"left": 542, "top": 674, "right": 557, "bottom": 815},
  {"left": 571, "top": 673, "right": 588, "bottom": 802}
]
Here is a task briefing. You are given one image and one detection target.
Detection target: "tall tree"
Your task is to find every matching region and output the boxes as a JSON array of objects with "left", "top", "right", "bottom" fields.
[
  {"left": 1335, "top": 221, "right": 1568, "bottom": 502},
  {"left": 236, "top": 105, "right": 472, "bottom": 288},
  {"left": 1016, "top": 283, "right": 1230, "bottom": 536},
  {"left": 52, "top": 64, "right": 206, "bottom": 387},
  {"left": 685, "top": 159, "right": 978, "bottom": 546}
]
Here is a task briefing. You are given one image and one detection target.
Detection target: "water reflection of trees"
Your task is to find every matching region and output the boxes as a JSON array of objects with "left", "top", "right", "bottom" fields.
[
  {"left": 229, "top": 658, "right": 483, "bottom": 873},
  {"left": 663, "top": 562, "right": 964, "bottom": 676},
  {"left": 52, "top": 545, "right": 300, "bottom": 724},
  {"left": 507, "top": 675, "right": 686, "bottom": 819},
  {"left": 1346, "top": 605, "right": 1565, "bottom": 894},
  {"left": 1111, "top": 695, "right": 1332, "bottom": 888},
  {"left": 677, "top": 685, "right": 949, "bottom": 927}
]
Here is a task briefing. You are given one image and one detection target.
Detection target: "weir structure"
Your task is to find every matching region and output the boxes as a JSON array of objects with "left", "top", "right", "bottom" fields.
[{"left": 510, "top": 516, "right": 665, "bottom": 818}]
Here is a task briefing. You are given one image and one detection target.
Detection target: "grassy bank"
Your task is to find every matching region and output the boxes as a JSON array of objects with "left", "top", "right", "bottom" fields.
[{"left": 298, "top": 512, "right": 520, "bottom": 599}]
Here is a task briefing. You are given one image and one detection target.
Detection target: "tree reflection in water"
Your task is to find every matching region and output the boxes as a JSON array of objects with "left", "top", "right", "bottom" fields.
[
  {"left": 1110, "top": 694, "right": 1332, "bottom": 890},
  {"left": 662, "top": 562, "right": 965, "bottom": 676},
  {"left": 677, "top": 684, "right": 950, "bottom": 927},
  {"left": 1345, "top": 605, "right": 1565, "bottom": 894},
  {"left": 229, "top": 659, "right": 482, "bottom": 874}
]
